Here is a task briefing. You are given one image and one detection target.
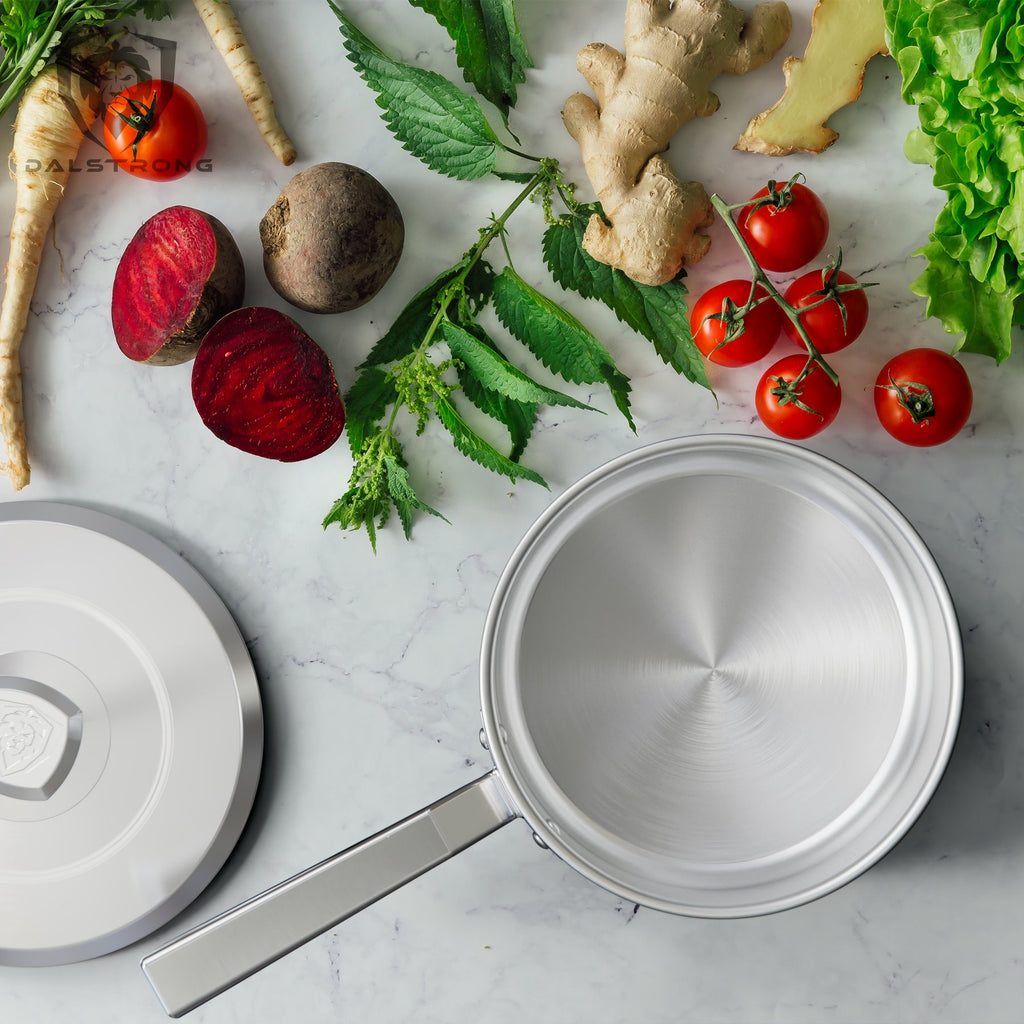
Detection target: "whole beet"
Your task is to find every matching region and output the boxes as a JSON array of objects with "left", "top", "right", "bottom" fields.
[{"left": 260, "top": 162, "right": 404, "bottom": 314}]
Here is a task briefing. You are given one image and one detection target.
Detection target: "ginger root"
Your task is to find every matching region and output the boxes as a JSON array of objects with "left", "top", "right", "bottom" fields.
[
  {"left": 735, "top": 0, "right": 888, "bottom": 156},
  {"left": 563, "top": 0, "right": 792, "bottom": 287}
]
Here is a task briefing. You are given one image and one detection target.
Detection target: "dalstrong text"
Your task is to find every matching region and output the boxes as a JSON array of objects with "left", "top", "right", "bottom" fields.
[{"left": 20, "top": 158, "right": 213, "bottom": 174}]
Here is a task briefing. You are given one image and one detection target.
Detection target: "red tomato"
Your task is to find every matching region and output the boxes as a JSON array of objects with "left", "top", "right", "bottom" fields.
[
  {"left": 874, "top": 348, "right": 972, "bottom": 447},
  {"left": 736, "top": 180, "right": 829, "bottom": 273},
  {"left": 689, "top": 279, "right": 781, "bottom": 366},
  {"left": 103, "top": 81, "right": 207, "bottom": 181},
  {"left": 782, "top": 267, "right": 870, "bottom": 353},
  {"left": 755, "top": 354, "right": 841, "bottom": 439}
]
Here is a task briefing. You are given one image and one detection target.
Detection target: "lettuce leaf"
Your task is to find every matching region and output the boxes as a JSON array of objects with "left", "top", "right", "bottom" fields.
[{"left": 885, "top": 0, "right": 1024, "bottom": 361}]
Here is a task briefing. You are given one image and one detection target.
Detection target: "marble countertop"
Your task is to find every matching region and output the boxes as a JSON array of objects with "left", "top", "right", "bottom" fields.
[{"left": 3, "top": 1, "right": 1023, "bottom": 1021}]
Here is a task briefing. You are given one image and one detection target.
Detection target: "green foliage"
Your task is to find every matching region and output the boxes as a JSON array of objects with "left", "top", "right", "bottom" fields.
[
  {"left": 409, "top": 0, "right": 532, "bottom": 125},
  {"left": 492, "top": 265, "right": 634, "bottom": 428},
  {"left": 328, "top": 1, "right": 502, "bottom": 180},
  {"left": 885, "top": 0, "right": 1024, "bottom": 360},
  {"left": 543, "top": 206, "right": 709, "bottom": 388},
  {"left": 0, "top": 0, "right": 170, "bottom": 118},
  {"left": 325, "top": 1, "right": 707, "bottom": 548}
]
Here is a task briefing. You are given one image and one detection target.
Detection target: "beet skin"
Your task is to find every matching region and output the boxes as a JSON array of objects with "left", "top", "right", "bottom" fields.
[
  {"left": 191, "top": 306, "right": 345, "bottom": 462},
  {"left": 260, "top": 162, "right": 404, "bottom": 313},
  {"left": 112, "top": 206, "right": 245, "bottom": 365}
]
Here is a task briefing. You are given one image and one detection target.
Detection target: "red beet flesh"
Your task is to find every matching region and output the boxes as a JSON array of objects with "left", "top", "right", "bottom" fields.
[
  {"left": 191, "top": 307, "right": 345, "bottom": 462},
  {"left": 112, "top": 206, "right": 245, "bottom": 365}
]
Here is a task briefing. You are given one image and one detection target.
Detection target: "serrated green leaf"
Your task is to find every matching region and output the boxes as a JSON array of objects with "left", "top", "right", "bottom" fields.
[
  {"left": 442, "top": 319, "right": 597, "bottom": 411},
  {"left": 383, "top": 454, "right": 447, "bottom": 537},
  {"left": 343, "top": 366, "right": 397, "bottom": 458},
  {"left": 542, "top": 207, "right": 710, "bottom": 388},
  {"left": 435, "top": 392, "right": 548, "bottom": 486},
  {"left": 361, "top": 267, "right": 459, "bottom": 369},
  {"left": 329, "top": 2, "right": 502, "bottom": 180},
  {"left": 409, "top": 0, "right": 533, "bottom": 123},
  {"left": 362, "top": 256, "right": 497, "bottom": 369},
  {"left": 323, "top": 486, "right": 390, "bottom": 553},
  {"left": 491, "top": 266, "right": 634, "bottom": 428},
  {"left": 450, "top": 323, "right": 537, "bottom": 461}
]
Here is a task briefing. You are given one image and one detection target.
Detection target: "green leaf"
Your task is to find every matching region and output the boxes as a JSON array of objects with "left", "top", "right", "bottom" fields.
[
  {"left": 491, "top": 266, "right": 634, "bottom": 429},
  {"left": 383, "top": 454, "right": 447, "bottom": 537},
  {"left": 542, "top": 206, "right": 709, "bottom": 388},
  {"left": 448, "top": 322, "right": 537, "bottom": 461},
  {"left": 343, "top": 365, "right": 397, "bottom": 457},
  {"left": 409, "top": 0, "right": 533, "bottom": 124},
  {"left": 328, "top": 2, "right": 503, "bottom": 180},
  {"left": 434, "top": 391, "right": 548, "bottom": 486},
  {"left": 911, "top": 240, "right": 1019, "bottom": 361},
  {"left": 323, "top": 482, "right": 390, "bottom": 553},
  {"left": 361, "top": 267, "right": 457, "bottom": 369},
  {"left": 362, "top": 256, "right": 496, "bottom": 369},
  {"left": 884, "top": 0, "right": 1024, "bottom": 359},
  {"left": 441, "top": 319, "right": 597, "bottom": 411}
]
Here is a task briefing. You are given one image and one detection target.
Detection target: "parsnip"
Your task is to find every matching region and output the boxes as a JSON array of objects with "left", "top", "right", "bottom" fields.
[
  {"left": 0, "top": 61, "right": 102, "bottom": 490},
  {"left": 735, "top": 0, "right": 888, "bottom": 156},
  {"left": 193, "top": 0, "right": 297, "bottom": 165}
]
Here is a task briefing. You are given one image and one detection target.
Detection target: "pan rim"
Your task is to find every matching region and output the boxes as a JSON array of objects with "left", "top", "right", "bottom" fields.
[{"left": 479, "top": 433, "right": 963, "bottom": 918}]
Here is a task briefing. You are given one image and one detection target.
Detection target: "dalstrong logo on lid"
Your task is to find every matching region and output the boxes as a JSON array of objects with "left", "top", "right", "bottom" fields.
[{"left": 0, "top": 699, "right": 53, "bottom": 777}]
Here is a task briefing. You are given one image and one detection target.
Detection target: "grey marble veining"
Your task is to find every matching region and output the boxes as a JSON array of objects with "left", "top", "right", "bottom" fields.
[{"left": 3, "top": 0, "right": 1023, "bottom": 1021}]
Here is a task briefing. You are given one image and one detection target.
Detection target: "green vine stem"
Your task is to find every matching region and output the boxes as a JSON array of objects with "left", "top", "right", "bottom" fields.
[
  {"left": 709, "top": 192, "right": 839, "bottom": 387},
  {"left": 378, "top": 166, "right": 551, "bottom": 439}
]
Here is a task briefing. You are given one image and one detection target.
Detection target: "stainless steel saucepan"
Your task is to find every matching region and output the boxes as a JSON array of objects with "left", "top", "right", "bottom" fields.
[{"left": 142, "top": 435, "right": 962, "bottom": 1017}]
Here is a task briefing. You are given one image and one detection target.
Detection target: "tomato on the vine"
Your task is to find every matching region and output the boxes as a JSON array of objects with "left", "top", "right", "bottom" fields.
[
  {"left": 782, "top": 265, "right": 869, "bottom": 354},
  {"left": 736, "top": 179, "right": 829, "bottom": 273},
  {"left": 755, "top": 354, "right": 841, "bottom": 439},
  {"left": 103, "top": 80, "right": 207, "bottom": 181},
  {"left": 874, "top": 348, "right": 972, "bottom": 447},
  {"left": 689, "top": 279, "right": 781, "bottom": 366}
]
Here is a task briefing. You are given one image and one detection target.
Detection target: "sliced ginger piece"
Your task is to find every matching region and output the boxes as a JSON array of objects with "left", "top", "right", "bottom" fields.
[{"left": 735, "top": 0, "right": 888, "bottom": 156}]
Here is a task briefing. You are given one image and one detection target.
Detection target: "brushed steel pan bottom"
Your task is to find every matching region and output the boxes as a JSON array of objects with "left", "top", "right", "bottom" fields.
[{"left": 482, "top": 434, "right": 963, "bottom": 916}]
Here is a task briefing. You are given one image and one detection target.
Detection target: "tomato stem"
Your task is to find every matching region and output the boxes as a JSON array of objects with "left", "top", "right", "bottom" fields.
[
  {"left": 113, "top": 91, "right": 158, "bottom": 161},
  {"left": 708, "top": 192, "right": 839, "bottom": 386},
  {"left": 879, "top": 373, "right": 936, "bottom": 423}
]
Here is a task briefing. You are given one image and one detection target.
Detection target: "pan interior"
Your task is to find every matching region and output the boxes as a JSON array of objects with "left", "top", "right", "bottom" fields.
[{"left": 483, "top": 437, "right": 960, "bottom": 916}]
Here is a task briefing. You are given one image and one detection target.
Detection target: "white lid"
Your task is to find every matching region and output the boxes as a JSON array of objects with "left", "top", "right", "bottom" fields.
[{"left": 0, "top": 502, "right": 262, "bottom": 965}]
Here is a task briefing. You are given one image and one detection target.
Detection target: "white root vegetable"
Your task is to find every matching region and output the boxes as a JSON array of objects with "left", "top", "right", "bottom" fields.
[
  {"left": 0, "top": 62, "right": 102, "bottom": 490},
  {"left": 193, "top": 0, "right": 297, "bottom": 165}
]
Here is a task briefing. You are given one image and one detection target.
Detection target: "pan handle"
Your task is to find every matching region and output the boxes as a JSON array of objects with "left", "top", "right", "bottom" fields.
[{"left": 141, "top": 771, "right": 517, "bottom": 1017}]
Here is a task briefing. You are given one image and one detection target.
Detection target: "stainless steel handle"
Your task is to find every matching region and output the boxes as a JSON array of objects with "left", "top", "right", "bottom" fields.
[{"left": 141, "top": 772, "right": 516, "bottom": 1017}]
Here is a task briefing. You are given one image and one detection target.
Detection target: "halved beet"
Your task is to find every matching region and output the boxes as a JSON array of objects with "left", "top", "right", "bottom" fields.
[
  {"left": 191, "top": 306, "right": 345, "bottom": 462},
  {"left": 112, "top": 206, "right": 245, "bottom": 365}
]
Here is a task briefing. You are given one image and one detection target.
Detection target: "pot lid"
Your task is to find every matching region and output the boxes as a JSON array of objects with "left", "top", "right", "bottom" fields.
[{"left": 0, "top": 502, "right": 262, "bottom": 966}]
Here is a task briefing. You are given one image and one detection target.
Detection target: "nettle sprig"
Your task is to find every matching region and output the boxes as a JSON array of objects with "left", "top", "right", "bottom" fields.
[{"left": 323, "top": 1, "right": 707, "bottom": 550}]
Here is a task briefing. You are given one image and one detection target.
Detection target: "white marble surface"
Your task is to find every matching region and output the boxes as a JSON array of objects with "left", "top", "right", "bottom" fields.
[{"left": 3, "top": 0, "right": 1023, "bottom": 1021}]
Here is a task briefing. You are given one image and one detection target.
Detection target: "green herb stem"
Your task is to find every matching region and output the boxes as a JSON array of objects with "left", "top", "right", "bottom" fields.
[{"left": 709, "top": 192, "right": 838, "bottom": 387}]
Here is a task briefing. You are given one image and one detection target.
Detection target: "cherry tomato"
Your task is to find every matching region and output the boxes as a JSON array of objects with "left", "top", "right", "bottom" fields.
[
  {"left": 874, "top": 348, "right": 972, "bottom": 447},
  {"left": 755, "top": 354, "right": 841, "bottom": 439},
  {"left": 737, "top": 180, "right": 829, "bottom": 273},
  {"left": 689, "top": 279, "right": 781, "bottom": 366},
  {"left": 782, "top": 267, "right": 870, "bottom": 354},
  {"left": 103, "top": 80, "right": 207, "bottom": 181}
]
